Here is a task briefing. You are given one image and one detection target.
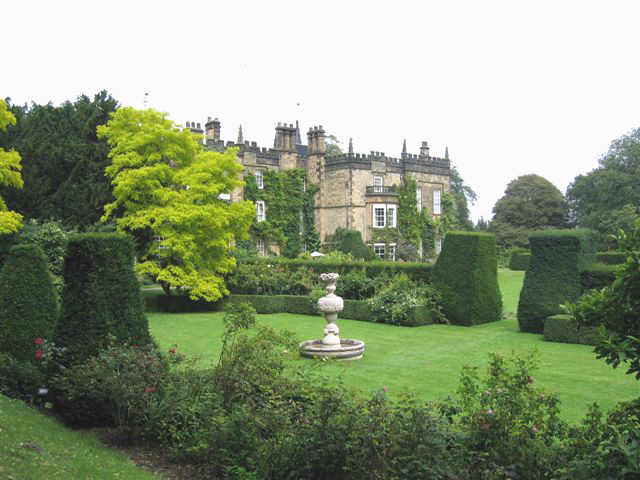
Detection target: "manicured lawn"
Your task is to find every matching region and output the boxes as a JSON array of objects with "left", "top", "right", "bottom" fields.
[
  {"left": 0, "top": 395, "right": 158, "bottom": 480},
  {"left": 149, "top": 269, "right": 639, "bottom": 424}
]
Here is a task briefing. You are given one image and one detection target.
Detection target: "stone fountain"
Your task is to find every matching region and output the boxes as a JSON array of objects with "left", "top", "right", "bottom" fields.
[{"left": 299, "top": 273, "right": 365, "bottom": 360}]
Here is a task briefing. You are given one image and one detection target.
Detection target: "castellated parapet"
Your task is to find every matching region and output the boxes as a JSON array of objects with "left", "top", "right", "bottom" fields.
[{"left": 198, "top": 116, "right": 451, "bottom": 254}]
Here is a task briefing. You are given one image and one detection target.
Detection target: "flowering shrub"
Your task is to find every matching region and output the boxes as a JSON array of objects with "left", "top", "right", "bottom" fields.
[
  {"left": 452, "top": 351, "right": 566, "bottom": 479},
  {"left": 51, "top": 338, "right": 177, "bottom": 434}
]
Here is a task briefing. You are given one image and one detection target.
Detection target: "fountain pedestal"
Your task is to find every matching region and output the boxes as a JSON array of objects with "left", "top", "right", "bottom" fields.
[{"left": 299, "top": 273, "right": 365, "bottom": 360}]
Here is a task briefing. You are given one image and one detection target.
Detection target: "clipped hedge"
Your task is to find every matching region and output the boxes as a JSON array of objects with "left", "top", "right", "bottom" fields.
[
  {"left": 580, "top": 263, "right": 619, "bottom": 291},
  {"left": 145, "top": 293, "right": 433, "bottom": 326},
  {"left": 54, "top": 233, "right": 150, "bottom": 367},
  {"left": 518, "top": 229, "right": 596, "bottom": 334},
  {"left": 432, "top": 232, "right": 502, "bottom": 326},
  {"left": 509, "top": 250, "right": 531, "bottom": 271},
  {"left": 0, "top": 244, "right": 59, "bottom": 364},
  {"left": 543, "top": 314, "right": 600, "bottom": 345},
  {"left": 596, "top": 251, "right": 627, "bottom": 265},
  {"left": 239, "top": 257, "right": 433, "bottom": 284}
]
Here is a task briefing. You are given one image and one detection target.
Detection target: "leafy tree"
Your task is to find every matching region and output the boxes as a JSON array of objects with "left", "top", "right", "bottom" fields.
[
  {"left": 448, "top": 165, "right": 477, "bottom": 231},
  {"left": 0, "top": 99, "right": 23, "bottom": 233},
  {"left": 565, "top": 219, "right": 640, "bottom": 378},
  {"left": 475, "top": 217, "right": 489, "bottom": 231},
  {"left": 324, "top": 134, "right": 343, "bottom": 156},
  {"left": 489, "top": 174, "right": 569, "bottom": 248},
  {"left": 567, "top": 127, "right": 640, "bottom": 249},
  {"left": 0, "top": 92, "right": 118, "bottom": 227},
  {"left": 397, "top": 176, "right": 436, "bottom": 260},
  {"left": 98, "top": 107, "right": 254, "bottom": 301}
]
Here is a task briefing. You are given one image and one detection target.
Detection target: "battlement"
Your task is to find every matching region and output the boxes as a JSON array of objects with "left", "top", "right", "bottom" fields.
[{"left": 325, "top": 150, "right": 450, "bottom": 175}]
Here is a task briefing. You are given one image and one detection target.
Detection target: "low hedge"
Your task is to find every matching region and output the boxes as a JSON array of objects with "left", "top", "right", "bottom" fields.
[
  {"left": 580, "top": 263, "right": 619, "bottom": 291},
  {"left": 145, "top": 292, "right": 432, "bottom": 326},
  {"left": 543, "top": 314, "right": 600, "bottom": 345},
  {"left": 508, "top": 251, "right": 530, "bottom": 271},
  {"left": 240, "top": 257, "right": 433, "bottom": 284},
  {"left": 596, "top": 251, "right": 627, "bottom": 265}
]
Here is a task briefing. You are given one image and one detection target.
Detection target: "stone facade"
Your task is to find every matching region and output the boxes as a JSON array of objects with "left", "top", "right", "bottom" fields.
[{"left": 190, "top": 118, "right": 451, "bottom": 258}]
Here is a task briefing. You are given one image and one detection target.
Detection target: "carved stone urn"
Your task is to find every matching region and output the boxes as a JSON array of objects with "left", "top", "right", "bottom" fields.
[{"left": 299, "top": 272, "right": 365, "bottom": 360}]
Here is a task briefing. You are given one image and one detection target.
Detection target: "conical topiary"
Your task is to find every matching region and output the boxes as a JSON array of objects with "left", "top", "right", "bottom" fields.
[{"left": 0, "top": 244, "right": 59, "bottom": 363}]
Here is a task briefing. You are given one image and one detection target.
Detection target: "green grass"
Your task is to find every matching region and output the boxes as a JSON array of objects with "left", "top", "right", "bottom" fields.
[
  {"left": 149, "top": 269, "right": 639, "bottom": 424},
  {"left": 0, "top": 395, "right": 158, "bottom": 480}
]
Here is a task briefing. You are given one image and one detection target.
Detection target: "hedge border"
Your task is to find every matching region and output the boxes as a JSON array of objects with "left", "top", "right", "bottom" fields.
[{"left": 543, "top": 314, "right": 600, "bottom": 345}]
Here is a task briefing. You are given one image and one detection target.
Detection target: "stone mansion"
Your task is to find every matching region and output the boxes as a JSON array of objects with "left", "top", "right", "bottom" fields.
[{"left": 186, "top": 118, "right": 451, "bottom": 259}]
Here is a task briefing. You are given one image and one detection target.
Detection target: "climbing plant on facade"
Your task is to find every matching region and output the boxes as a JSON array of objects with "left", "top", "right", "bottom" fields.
[{"left": 244, "top": 168, "right": 320, "bottom": 257}]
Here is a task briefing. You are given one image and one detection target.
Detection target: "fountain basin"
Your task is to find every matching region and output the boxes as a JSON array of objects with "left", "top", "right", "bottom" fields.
[{"left": 299, "top": 339, "right": 365, "bottom": 360}]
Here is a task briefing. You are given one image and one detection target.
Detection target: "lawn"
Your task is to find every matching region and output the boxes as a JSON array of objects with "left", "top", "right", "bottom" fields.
[
  {"left": 0, "top": 395, "right": 158, "bottom": 480},
  {"left": 149, "top": 269, "right": 639, "bottom": 424}
]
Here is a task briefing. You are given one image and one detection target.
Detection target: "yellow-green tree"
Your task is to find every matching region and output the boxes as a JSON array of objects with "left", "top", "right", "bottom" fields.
[
  {"left": 98, "top": 107, "right": 254, "bottom": 301},
  {"left": 0, "top": 99, "right": 23, "bottom": 233}
]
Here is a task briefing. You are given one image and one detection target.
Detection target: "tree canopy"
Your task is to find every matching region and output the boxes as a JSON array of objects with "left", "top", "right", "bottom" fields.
[
  {"left": 448, "top": 165, "right": 477, "bottom": 231},
  {"left": 0, "top": 91, "right": 118, "bottom": 227},
  {"left": 489, "top": 174, "right": 568, "bottom": 248},
  {"left": 98, "top": 107, "right": 254, "bottom": 301},
  {"left": 566, "top": 127, "right": 640, "bottom": 248},
  {"left": 0, "top": 99, "right": 23, "bottom": 234}
]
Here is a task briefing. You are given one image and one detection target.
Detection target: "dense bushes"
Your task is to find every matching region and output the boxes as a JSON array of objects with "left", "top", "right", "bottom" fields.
[
  {"left": 54, "top": 233, "right": 150, "bottom": 368},
  {"left": 0, "top": 244, "right": 58, "bottom": 364},
  {"left": 596, "top": 251, "right": 628, "bottom": 265},
  {"left": 518, "top": 229, "right": 596, "bottom": 333},
  {"left": 580, "top": 263, "right": 619, "bottom": 291},
  {"left": 432, "top": 232, "right": 502, "bottom": 326}
]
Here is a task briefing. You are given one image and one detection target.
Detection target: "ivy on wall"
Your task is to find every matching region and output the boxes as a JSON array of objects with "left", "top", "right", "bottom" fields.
[
  {"left": 244, "top": 169, "right": 320, "bottom": 257},
  {"left": 370, "top": 176, "right": 437, "bottom": 261}
]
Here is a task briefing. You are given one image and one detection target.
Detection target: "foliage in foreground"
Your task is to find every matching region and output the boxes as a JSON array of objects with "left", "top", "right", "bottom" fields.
[{"left": 34, "top": 302, "right": 640, "bottom": 479}]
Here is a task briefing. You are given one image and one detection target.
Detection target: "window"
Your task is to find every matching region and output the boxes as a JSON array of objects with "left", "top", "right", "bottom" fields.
[
  {"left": 255, "top": 171, "right": 264, "bottom": 189},
  {"left": 256, "top": 238, "right": 266, "bottom": 256},
  {"left": 218, "top": 193, "right": 231, "bottom": 201},
  {"left": 433, "top": 189, "right": 441, "bottom": 215},
  {"left": 416, "top": 187, "right": 422, "bottom": 212},
  {"left": 372, "top": 203, "right": 397, "bottom": 228},
  {"left": 374, "top": 175, "right": 384, "bottom": 192},
  {"left": 372, "top": 243, "right": 396, "bottom": 260},
  {"left": 435, "top": 238, "right": 442, "bottom": 255},
  {"left": 256, "top": 200, "right": 265, "bottom": 222}
]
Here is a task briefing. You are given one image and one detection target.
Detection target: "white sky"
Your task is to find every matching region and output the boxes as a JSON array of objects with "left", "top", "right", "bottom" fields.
[{"left": 4, "top": 0, "right": 640, "bottom": 222}]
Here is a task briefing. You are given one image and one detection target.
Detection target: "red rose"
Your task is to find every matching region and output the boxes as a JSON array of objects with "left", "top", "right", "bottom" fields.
[
  {"left": 144, "top": 386, "right": 154, "bottom": 393},
  {"left": 35, "top": 338, "right": 43, "bottom": 345},
  {"left": 169, "top": 348, "right": 176, "bottom": 354},
  {"left": 35, "top": 349, "right": 43, "bottom": 359}
]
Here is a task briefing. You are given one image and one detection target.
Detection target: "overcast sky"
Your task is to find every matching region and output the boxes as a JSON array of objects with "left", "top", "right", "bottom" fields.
[{"left": 4, "top": 0, "right": 640, "bottom": 222}]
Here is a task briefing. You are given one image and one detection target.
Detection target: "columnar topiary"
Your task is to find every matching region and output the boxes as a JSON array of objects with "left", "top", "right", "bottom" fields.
[
  {"left": 517, "top": 229, "right": 596, "bottom": 333},
  {"left": 432, "top": 232, "right": 502, "bottom": 326},
  {"left": 54, "top": 233, "right": 150, "bottom": 366},
  {"left": 508, "top": 249, "right": 531, "bottom": 271},
  {"left": 0, "top": 244, "right": 59, "bottom": 363}
]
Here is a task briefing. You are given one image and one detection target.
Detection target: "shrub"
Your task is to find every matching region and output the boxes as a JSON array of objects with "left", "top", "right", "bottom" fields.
[
  {"left": 368, "top": 274, "right": 445, "bottom": 326},
  {"left": 543, "top": 314, "right": 600, "bottom": 345},
  {"left": 0, "top": 352, "right": 45, "bottom": 402},
  {"left": 51, "top": 339, "right": 174, "bottom": 431},
  {"left": 336, "top": 268, "right": 375, "bottom": 299},
  {"left": 518, "top": 229, "right": 596, "bottom": 333},
  {"left": 453, "top": 351, "right": 566, "bottom": 479},
  {"left": 53, "top": 233, "right": 150, "bottom": 367},
  {"left": 0, "top": 244, "right": 59, "bottom": 363},
  {"left": 509, "top": 248, "right": 531, "bottom": 271},
  {"left": 342, "top": 299, "right": 374, "bottom": 322},
  {"left": 432, "top": 232, "right": 502, "bottom": 326},
  {"left": 337, "top": 228, "right": 376, "bottom": 260}
]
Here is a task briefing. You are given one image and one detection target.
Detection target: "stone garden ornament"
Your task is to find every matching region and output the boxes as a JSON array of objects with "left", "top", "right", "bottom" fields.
[{"left": 299, "top": 273, "right": 365, "bottom": 360}]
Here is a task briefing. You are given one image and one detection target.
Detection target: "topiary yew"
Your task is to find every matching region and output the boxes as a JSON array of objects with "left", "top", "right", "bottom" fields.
[
  {"left": 0, "top": 244, "right": 59, "bottom": 363},
  {"left": 517, "top": 229, "right": 596, "bottom": 333},
  {"left": 54, "top": 233, "right": 150, "bottom": 367},
  {"left": 432, "top": 232, "right": 502, "bottom": 326}
]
